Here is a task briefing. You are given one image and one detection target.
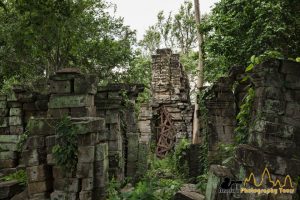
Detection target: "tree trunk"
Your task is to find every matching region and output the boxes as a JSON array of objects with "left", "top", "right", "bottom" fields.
[{"left": 192, "top": 0, "right": 204, "bottom": 144}]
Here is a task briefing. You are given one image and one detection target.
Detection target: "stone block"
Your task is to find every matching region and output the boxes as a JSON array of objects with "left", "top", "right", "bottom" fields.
[
  {"left": 46, "top": 135, "right": 56, "bottom": 153},
  {"left": 281, "top": 60, "right": 300, "bottom": 75},
  {"left": 82, "top": 178, "right": 94, "bottom": 191},
  {"left": 79, "top": 191, "right": 93, "bottom": 200},
  {"left": 94, "top": 172, "right": 108, "bottom": 188},
  {"left": 28, "top": 192, "right": 50, "bottom": 200},
  {"left": 50, "top": 190, "right": 77, "bottom": 200},
  {"left": 0, "top": 100, "right": 7, "bottom": 109},
  {"left": 26, "top": 136, "right": 45, "bottom": 149},
  {"left": 0, "top": 117, "right": 8, "bottom": 127},
  {"left": 70, "top": 106, "right": 96, "bottom": 118},
  {"left": 9, "top": 108, "right": 22, "bottom": 116},
  {"left": 28, "top": 181, "right": 52, "bottom": 194},
  {"left": 74, "top": 75, "right": 98, "bottom": 94},
  {"left": 49, "top": 80, "right": 71, "bottom": 94},
  {"left": 0, "top": 135, "right": 19, "bottom": 143},
  {"left": 10, "top": 126, "right": 24, "bottom": 135},
  {"left": 73, "top": 118, "right": 105, "bottom": 135},
  {"left": 48, "top": 94, "right": 94, "bottom": 109},
  {"left": 94, "top": 159, "right": 109, "bottom": 176},
  {"left": 137, "top": 121, "right": 151, "bottom": 133},
  {"left": 78, "top": 146, "right": 95, "bottom": 163},
  {"left": 0, "top": 143, "right": 18, "bottom": 152},
  {"left": 22, "top": 149, "right": 46, "bottom": 166},
  {"left": 76, "top": 162, "right": 94, "bottom": 178},
  {"left": 77, "top": 132, "right": 108, "bottom": 146},
  {"left": 95, "top": 143, "right": 108, "bottom": 161},
  {"left": 27, "top": 118, "right": 58, "bottom": 136},
  {"left": 52, "top": 166, "right": 74, "bottom": 179},
  {"left": 9, "top": 116, "right": 22, "bottom": 126},
  {"left": 0, "top": 159, "right": 16, "bottom": 169},
  {"left": 0, "top": 151, "right": 17, "bottom": 160},
  {"left": 23, "top": 103, "right": 37, "bottom": 111},
  {"left": 53, "top": 178, "right": 79, "bottom": 192},
  {"left": 47, "top": 108, "right": 69, "bottom": 118},
  {"left": 8, "top": 102, "right": 22, "bottom": 108},
  {"left": 0, "top": 95, "right": 6, "bottom": 101},
  {"left": 47, "top": 154, "right": 55, "bottom": 165},
  {"left": 0, "top": 180, "right": 23, "bottom": 200},
  {"left": 0, "top": 108, "right": 8, "bottom": 117},
  {"left": 105, "top": 110, "right": 119, "bottom": 124},
  {"left": 27, "top": 165, "right": 51, "bottom": 183}
]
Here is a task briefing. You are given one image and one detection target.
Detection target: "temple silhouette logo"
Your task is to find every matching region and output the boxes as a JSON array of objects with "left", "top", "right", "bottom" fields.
[{"left": 240, "top": 167, "right": 295, "bottom": 195}]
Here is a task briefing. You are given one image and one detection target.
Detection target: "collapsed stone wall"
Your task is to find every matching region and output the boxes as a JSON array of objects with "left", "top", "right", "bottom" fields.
[
  {"left": 151, "top": 48, "right": 193, "bottom": 141},
  {"left": 205, "top": 60, "right": 300, "bottom": 200},
  {"left": 0, "top": 69, "right": 145, "bottom": 200}
]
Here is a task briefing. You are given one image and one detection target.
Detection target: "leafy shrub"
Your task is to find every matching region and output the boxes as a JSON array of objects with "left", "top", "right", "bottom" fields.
[
  {"left": 52, "top": 116, "right": 78, "bottom": 173},
  {"left": 1, "top": 170, "right": 27, "bottom": 186}
]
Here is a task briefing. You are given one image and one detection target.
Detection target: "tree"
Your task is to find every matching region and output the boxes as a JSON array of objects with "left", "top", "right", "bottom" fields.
[
  {"left": 139, "top": 1, "right": 197, "bottom": 56},
  {"left": 0, "top": 0, "right": 135, "bottom": 88},
  {"left": 202, "top": 0, "right": 300, "bottom": 78},
  {"left": 192, "top": 0, "right": 204, "bottom": 144}
]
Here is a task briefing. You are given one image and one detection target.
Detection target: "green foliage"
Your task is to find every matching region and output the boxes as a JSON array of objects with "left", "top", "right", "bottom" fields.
[
  {"left": 1, "top": 170, "right": 27, "bottom": 186},
  {"left": 196, "top": 174, "right": 208, "bottom": 193},
  {"left": 52, "top": 116, "right": 78, "bottom": 173},
  {"left": 203, "top": 0, "right": 300, "bottom": 81},
  {"left": 235, "top": 87, "right": 255, "bottom": 144},
  {"left": 16, "top": 130, "right": 29, "bottom": 152},
  {"left": 0, "top": 76, "right": 20, "bottom": 94},
  {"left": 139, "top": 0, "right": 196, "bottom": 55},
  {"left": 0, "top": 0, "right": 135, "bottom": 86},
  {"left": 173, "top": 139, "right": 190, "bottom": 176}
]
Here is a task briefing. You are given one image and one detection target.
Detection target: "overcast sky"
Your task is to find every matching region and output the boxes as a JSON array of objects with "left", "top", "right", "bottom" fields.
[{"left": 110, "top": 0, "right": 220, "bottom": 40}]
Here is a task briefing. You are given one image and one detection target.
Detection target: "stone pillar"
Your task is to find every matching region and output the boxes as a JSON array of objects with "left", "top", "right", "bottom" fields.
[{"left": 151, "top": 49, "right": 193, "bottom": 141}]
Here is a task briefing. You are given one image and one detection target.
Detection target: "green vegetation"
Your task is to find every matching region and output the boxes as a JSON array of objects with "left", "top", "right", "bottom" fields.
[
  {"left": 1, "top": 170, "right": 27, "bottom": 186},
  {"left": 52, "top": 116, "right": 78, "bottom": 173},
  {"left": 108, "top": 140, "right": 197, "bottom": 200},
  {"left": 16, "top": 130, "right": 29, "bottom": 152}
]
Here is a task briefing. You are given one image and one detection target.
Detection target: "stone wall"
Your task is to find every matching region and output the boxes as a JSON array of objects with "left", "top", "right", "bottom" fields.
[
  {"left": 205, "top": 60, "right": 300, "bottom": 200},
  {"left": 151, "top": 48, "right": 193, "bottom": 141},
  {"left": 0, "top": 70, "right": 145, "bottom": 200}
]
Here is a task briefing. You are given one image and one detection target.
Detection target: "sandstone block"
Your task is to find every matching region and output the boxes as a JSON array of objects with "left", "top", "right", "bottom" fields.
[
  {"left": 47, "top": 108, "right": 69, "bottom": 118},
  {"left": 76, "top": 162, "right": 94, "bottom": 178},
  {"left": 48, "top": 94, "right": 94, "bottom": 109},
  {"left": 0, "top": 159, "right": 16, "bottom": 169},
  {"left": 82, "top": 178, "right": 94, "bottom": 191},
  {"left": 0, "top": 151, "right": 17, "bottom": 160},
  {"left": 0, "top": 117, "right": 8, "bottom": 127},
  {"left": 0, "top": 101, "right": 7, "bottom": 109},
  {"left": 79, "top": 191, "right": 93, "bottom": 200},
  {"left": 70, "top": 106, "right": 96, "bottom": 118},
  {"left": 9, "top": 116, "right": 22, "bottom": 126},
  {"left": 50, "top": 190, "right": 77, "bottom": 200},
  {"left": 78, "top": 146, "right": 95, "bottom": 163},
  {"left": 26, "top": 136, "right": 45, "bottom": 149},
  {"left": 10, "top": 126, "right": 24, "bottom": 135},
  {"left": 0, "top": 135, "right": 19, "bottom": 143},
  {"left": 0, "top": 108, "right": 8, "bottom": 117},
  {"left": 49, "top": 80, "right": 71, "bottom": 94},
  {"left": 22, "top": 149, "right": 46, "bottom": 166},
  {"left": 0, "top": 143, "right": 18, "bottom": 152},
  {"left": 95, "top": 143, "right": 108, "bottom": 161},
  {"left": 53, "top": 178, "right": 79, "bottom": 192},
  {"left": 28, "top": 181, "right": 52, "bottom": 194},
  {"left": 9, "top": 108, "right": 22, "bottom": 116},
  {"left": 26, "top": 165, "right": 51, "bottom": 183}
]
